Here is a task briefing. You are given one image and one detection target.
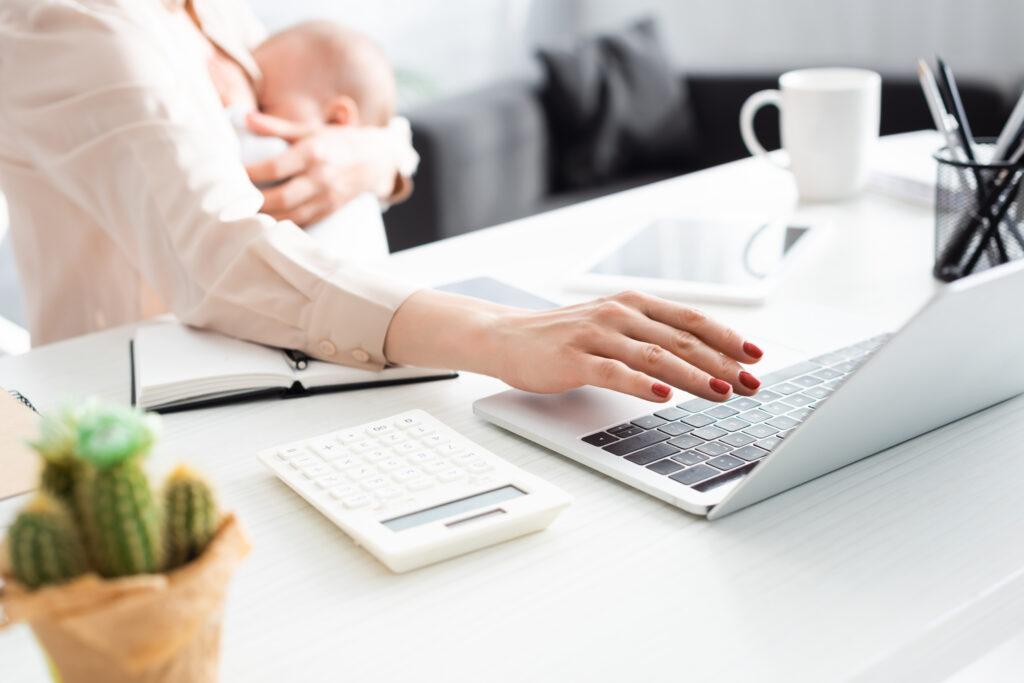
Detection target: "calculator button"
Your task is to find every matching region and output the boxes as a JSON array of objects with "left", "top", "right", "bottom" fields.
[
  {"left": 394, "top": 415, "right": 421, "bottom": 429},
  {"left": 341, "top": 493, "right": 373, "bottom": 509},
  {"left": 314, "top": 473, "right": 347, "bottom": 488},
  {"left": 335, "top": 430, "right": 361, "bottom": 444},
  {"left": 361, "top": 476, "right": 390, "bottom": 490},
  {"left": 409, "top": 424, "right": 435, "bottom": 438},
  {"left": 421, "top": 459, "right": 450, "bottom": 474},
  {"left": 380, "top": 432, "right": 407, "bottom": 445},
  {"left": 301, "top": 463, "right": 332, "bottom": 479},
  {"left": 392, "top": 467, "right": 420, "bottom": 482},
  {"left": 437, "top": 468, "right": 467, "bottom": 483},
  {"left": 407, "top": 450, "right": 437, "bottom": 464},
  {"left": 344, "top": 465, "right": 376, "bottom": 480},
  {"left": 364, "top": 449, "right": 390, "bottom": 462},
  {"left": 376, "top": 486, "right": 403, "bottom": 499},
  {"left": 405, "top": 478, "right": 433, "bottom": 491},
  {"left": 365, "top": 422, "right": 395, "bottom": 437},
  {"left": 309, "top": 439, "right": 345, "bottom": 459},
  {"left": 289, "top": 454, "right": 321, "bottom": 469},
  {"left": 465, "top": 459, "right": 493, "bottom": 474},
  {"left": 395, "top": 441, "right": 420, "bottom": 454},
  {"left": 379, "top": 457, "right": 404, "bottom": 471},
  {"left": 350, "top": 440, "right": 378, "bottom": 453},
  {"left": 435, "top": 442, "right": 465, "bottom": 457},
  {"left": 421, "top": 433, "right": 446, "bottom": 447},
  {"left": 278, "top": 445, "right": 307, "bottom": 461},
  {"left": 331, "top": 456, "right": 362, "bottom": 471},
  {"left": 328, "top": 484, "right": 358, "bottom": 499}
]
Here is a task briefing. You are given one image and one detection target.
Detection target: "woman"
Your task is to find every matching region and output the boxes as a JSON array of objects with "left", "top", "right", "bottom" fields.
[{"left": 0, "top": 0, "right": 764, "bottom": 404}]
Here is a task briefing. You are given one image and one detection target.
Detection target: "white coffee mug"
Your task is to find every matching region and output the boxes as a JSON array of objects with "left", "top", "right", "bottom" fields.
[{"left": 740, "top": 68, "right": 881, "bottom": 201}]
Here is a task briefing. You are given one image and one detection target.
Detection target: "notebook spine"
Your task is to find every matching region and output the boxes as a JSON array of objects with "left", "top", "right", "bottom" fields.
[{"left": 7, "top": 389, "right": 38, "bottom": 414}]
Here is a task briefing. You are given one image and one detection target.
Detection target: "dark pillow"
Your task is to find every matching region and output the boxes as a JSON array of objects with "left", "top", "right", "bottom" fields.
[{"left": 537, "top": 18, "right": 699, "bottom": 190}]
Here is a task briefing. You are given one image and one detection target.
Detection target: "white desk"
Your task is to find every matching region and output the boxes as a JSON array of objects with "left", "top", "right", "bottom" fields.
[{"left": 3, "top": 153, "right": 1023, "bottom": 682}]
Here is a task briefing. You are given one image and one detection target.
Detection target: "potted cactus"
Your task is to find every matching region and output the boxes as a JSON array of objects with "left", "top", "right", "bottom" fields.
[{"left": 0, "top": 400, "right": 250, "bottom": 683}]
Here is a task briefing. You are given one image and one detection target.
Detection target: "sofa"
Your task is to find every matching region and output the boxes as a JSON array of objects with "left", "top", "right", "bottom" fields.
[{"left": 384, "top": 73, "right": 1011, "bottom": 252}]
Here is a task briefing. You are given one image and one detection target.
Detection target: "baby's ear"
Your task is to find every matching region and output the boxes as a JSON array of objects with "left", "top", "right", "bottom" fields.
[{"left": 325, "top": 95, "right": 360, "bottom": 126}]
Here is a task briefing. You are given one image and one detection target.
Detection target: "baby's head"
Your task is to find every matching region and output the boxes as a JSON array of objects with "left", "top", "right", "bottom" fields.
[{"left": 253, "top": 21, "right": 395, "bottom": 128}]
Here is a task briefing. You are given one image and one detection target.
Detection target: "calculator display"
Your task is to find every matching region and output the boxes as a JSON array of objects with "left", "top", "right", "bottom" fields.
[{"left": 382, "top": 485, "right": 525, "bottom": 532}]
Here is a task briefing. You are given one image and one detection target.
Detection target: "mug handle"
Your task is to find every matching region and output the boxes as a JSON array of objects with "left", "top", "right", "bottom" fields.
[{"left": 740, "top": 89, "right": 789, "bottom": 169}]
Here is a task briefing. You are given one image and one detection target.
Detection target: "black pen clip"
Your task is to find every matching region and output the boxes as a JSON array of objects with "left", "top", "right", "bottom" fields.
[{"left": 284, "top": 349, "right": 310, "bottom": 371}]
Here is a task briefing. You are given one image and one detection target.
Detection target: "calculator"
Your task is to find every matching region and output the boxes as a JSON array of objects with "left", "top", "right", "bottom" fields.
[{"left": 258, "top": 410, "right": 572, "bottom": 572}]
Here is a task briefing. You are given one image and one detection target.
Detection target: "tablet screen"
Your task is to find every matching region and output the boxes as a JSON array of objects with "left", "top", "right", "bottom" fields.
[{"left": 587, "top": 219, "right": 810, "bottom": 286}]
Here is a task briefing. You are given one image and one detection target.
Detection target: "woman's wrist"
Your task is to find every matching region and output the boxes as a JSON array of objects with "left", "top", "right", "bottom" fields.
[{"left": 383, "top": 289, "right": 511, "bottom": 376}]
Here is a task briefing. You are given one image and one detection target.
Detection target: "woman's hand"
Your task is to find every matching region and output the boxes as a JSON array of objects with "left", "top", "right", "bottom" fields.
[
  {"left": 244, "top": 112, "right": 399, "bottom": 226},
  {"left": 384, "top": 290, "right": 764, "bottom": 403}
]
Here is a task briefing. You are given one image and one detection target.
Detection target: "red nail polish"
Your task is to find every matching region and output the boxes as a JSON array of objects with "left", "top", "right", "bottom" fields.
[
  {"left": 709, "top": 378, "right": 731, "bottom": 395},
  {"left": 739, "top": 371, "right": 761, "bottom": 390},
  {"left": 652, "top": 383, "right": 671, "bottom": 398},
  {"left": 743, "top": 341, "right": 764, "bottom": 359}
]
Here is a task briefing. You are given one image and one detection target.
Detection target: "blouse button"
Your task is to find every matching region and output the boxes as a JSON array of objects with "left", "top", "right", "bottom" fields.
[
  {"left": 318, "top": 340, "right": 337, "bottom": 357},
  {"left": 351, "top": 349, "right": 371, "bottom": 363}
]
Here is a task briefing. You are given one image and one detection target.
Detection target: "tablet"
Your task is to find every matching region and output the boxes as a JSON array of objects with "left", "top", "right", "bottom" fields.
[{"left": 567, "top": 217, "right": 817, "bottom": 304}]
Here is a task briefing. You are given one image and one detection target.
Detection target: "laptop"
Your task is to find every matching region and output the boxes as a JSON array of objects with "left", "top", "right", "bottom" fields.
[{"left": 474, "top": 259, "right": 1024, "bottom": 519}]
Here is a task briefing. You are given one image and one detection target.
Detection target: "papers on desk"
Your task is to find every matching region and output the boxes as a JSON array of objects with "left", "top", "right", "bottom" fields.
[
  {"left": 131, "top": 323, "right": 456, "bottom": 413},
  {"left": 868, "top": 130, "right": 944, "bottom": 205}
]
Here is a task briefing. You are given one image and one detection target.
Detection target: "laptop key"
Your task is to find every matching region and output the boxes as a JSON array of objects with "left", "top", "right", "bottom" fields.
[
  {"left": 720, "top": 432, "right": 755, "bottom": 448},
  {"left": 756, "top": 436, "right": 782, "bottom": 451},
  {"left": 625, "top": 442, "right": 679, "bottom": 466},
  {"left": 805, "top": 386, "right": 832, "bottom": 400},
  {"left": 781, "top": 393, "right": 815, "bottom": 407},
  {"left": 682, "top": 413, "right": 715, "bottom": 428},
  {"left": 582, "top": 431, "right": 618, "bottom": 447},
  {"left": 732, "top": 445, "right": 769, "bottom": 462},
  {"left": 647, "top": 458, "right": 684, "bottom": 475},
  {"left": 761, "top": 401, "right": 791, "bottom": 416},
  {"left": 612, "top": 425, "right": 643, "bottom": 438},
  {"left": 751, "top": 389, "right": 781, "bottom": 402},
  {"left": 792, "top": 375, "right": 823, "bottom": 388},
  {"left": 653, "top": 407, "right": 688, "bottom": 421},
  {"left": 771, "top": 382, "right": 801, "bottom": 395},
  {"left": 766, "top": 416, "right": 799, "bottom": 431},
  {"left": 788, "top": 407, "right": 813, "bottom": 421},
  {"left": 691, "top": 426, "right": 728, "bottom": 441},
  {"left": 744, "top": 424, "right": 777, "bottom": 439},
  {"left": 727, "top": 397, "right": 761, "bottom": 411},
  {"left": 738, "top": 409, "right": 771, "bottom": 423},
  {"left": 707, "top": 454, "right": 745, "bottom": 471},
  {"left": 678, "top": 398, "right": 719, "bottom": 412},
  {"left": 671, "top": 450, "right": 708, "bottom": 467},
  {"left": 658, "top": 421, "right": 693, "bottom": 437},
  {"left": 716, "top": 418, "right": 751, "bottom": 432},
  {"left": 760, "top": 360, "right": 821, "bottom": 385},
  {"left": 705, "top": 405, "right": 739, "bottom": 419},
  {"left": 631, "top": 414, "right": 667, "bottom": 430},
  {"left": 602, "top": 429, "right": 669, "bottom": 456},
  {"left": 608, "top": 423, "right": 638, "bottom": 435},
  {"left": 813, "top": 368, "right": 843, "bottom": 381},
  {"left": 668, "top": 434, "right": 703, "bottom": 450},
  {"left": 695, "top": 441, "right": 731, "bottom": 457},
  {"left": 833, "top": 360, "right": 858, "bottom": 374},
  {"left": 670, "top": 464, "right": 718, "bottom": 486}
]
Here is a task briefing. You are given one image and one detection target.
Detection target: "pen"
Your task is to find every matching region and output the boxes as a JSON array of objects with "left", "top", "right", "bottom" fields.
[
  {"left": 284, "top": 349, "right": 310, "bottom": 371},
  {"left": 993, "top": 88, "right": 1024, "bottom": 162}
]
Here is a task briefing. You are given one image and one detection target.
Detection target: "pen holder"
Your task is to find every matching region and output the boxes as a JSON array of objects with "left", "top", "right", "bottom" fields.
[{"left": 933, "top": 141, "right": 1024, "bottom": 282}]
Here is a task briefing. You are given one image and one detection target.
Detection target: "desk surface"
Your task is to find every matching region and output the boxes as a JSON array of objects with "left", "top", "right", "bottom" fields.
[{"left": 3, "top": 152, "right": 1022, "bottom": 682}]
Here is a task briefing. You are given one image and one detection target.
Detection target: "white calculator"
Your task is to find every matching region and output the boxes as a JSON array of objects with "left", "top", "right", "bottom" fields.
[{"left": 258, "top": 410, "right": 572, "bottom": 572}]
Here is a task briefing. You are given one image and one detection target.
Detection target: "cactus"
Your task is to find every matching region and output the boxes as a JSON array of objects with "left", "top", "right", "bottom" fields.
[
  {"left": 8, "top": 494, "right": 89, "bottom": 589},
  {"left": 163, "top": 465, "right": 220, "bottom": 569},
  {"left": 75, "top": 404, "right": 165, "bottom": 577},
  {"left": 30, "top": 402, "right": 85, "bottom": 508}
]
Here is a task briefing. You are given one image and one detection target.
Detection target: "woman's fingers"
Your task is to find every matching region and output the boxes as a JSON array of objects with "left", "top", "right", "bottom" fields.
[
  {"left": 579, "top": 356, "right": 672, "bottom": 403},
  {"left": 245, "top": 144, "right": 312, "bottom": 186},
  {"left": 245, "top": 111, "right": 317, "bottom": 142},
  {"left": 613, "top": 291, "right": 763, "bottom": 364},
  {"left": 620, "top": 316, "right": 761, "bottom": 395}
]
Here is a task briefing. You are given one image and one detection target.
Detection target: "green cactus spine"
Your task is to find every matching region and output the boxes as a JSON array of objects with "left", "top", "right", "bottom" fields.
[
  {"left": 8, "top": 494, "right": 89, "bottom": 589},
  {"left": 75, "top": 404, "right": 165, "bottom": 577},
  {"left": 163, "top": 465, "right": 219, "bottom": 569},
  {"left": 30, "top": 403, "right": 85, "bottom": 509}
]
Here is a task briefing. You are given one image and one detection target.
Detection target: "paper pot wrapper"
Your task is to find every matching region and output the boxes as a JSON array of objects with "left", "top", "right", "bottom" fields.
[{"left": 0, "top": 513, "right": 250, "bottom": 683}]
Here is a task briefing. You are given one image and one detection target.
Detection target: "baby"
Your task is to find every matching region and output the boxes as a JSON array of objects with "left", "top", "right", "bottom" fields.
[{"left": 229, "top": 21, "right": 402, "bottom": 260}]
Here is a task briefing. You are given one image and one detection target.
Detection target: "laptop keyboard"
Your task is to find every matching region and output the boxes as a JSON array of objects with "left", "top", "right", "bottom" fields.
[{"left": 580, "top": 334, "right": 892, "bottom": 493}]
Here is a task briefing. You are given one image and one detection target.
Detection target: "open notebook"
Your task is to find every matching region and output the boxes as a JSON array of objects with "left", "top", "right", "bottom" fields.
[{"left": 131, "top": 323, "right": 456, "bottom": 413}]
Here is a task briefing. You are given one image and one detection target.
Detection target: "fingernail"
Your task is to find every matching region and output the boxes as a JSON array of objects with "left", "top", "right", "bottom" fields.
[
  {"left": 709, "top": 378, "right": 731, "bottom": 395},
  {"left": 739, "top": 371, "right": 761, "bottom": 390},
  {"left": 743, "top": 341, "right": 764, "bottom": 359},
  {"left": 652, "top": 383, "right": 672, "bottom": 399}
]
